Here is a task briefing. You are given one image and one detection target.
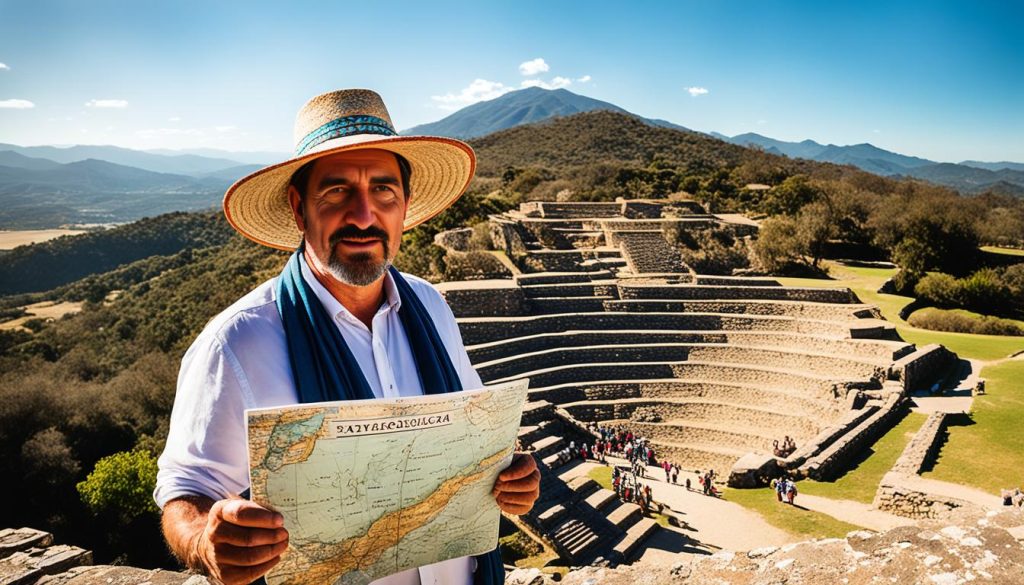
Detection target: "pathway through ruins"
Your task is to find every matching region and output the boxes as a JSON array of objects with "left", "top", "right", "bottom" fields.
[{"left": 560, "top": 458, "right": 794, "bottom": 563}]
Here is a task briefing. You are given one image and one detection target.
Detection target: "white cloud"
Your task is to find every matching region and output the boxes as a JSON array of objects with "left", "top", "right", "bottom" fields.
[
  {"left": 85, "top": 99, "right": 128, "bottom": 108},
  {"left": 215, "top": 125, "right": 237, "bottom": 133},
  {"left": 0, "top": 63, "right": 9, "bottom": 71},
  {"left": 757, "top": 119, "right": 767, "bottom": 125},
  {"left": 431, "top": 78, "right": 514, "bottom": 110},
  {"left": 685, "top": 86, "right": 709, "bottom": 97},
  {"left": 577, "top": 75, "right": 592, "bottom": 83},
  {"left": 0, "top": 99, "right": 34, "bottom": 109},
  {"left": 518, "top": 58, "right": 550, "bottom": 76},
  {"left": 168, "top": 116, "right": 181, "bottom": 122},
  {"left": 521, "top": 76, "right": 573, "bottom": 90}
]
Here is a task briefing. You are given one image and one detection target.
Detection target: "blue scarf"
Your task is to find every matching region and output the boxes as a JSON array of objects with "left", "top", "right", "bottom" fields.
[{"left": 274, "top": 246, "right": 504, "bottom": 584}]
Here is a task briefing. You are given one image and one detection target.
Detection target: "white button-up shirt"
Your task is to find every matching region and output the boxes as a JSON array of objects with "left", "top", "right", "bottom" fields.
[{"left": 155, "top": 254, "right": 481, "bottom": 585}]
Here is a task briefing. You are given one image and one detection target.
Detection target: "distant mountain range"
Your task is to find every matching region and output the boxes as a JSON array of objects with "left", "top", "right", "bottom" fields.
[
  {"left": 1, "top": 87, "right": 1021, "bottom": 229},
  {"left": 0, "top": 152, "right": 263, "bottom": 229},
  {"left": 712, "top": 132, "right": 1024, "bottom": 195},
  {"left": 403, "top": 87, "right": 692, "bottom": 138}
]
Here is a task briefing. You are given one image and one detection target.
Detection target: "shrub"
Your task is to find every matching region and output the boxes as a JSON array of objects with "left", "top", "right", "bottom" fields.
[
  {"left": 908, "top": 309, "right": 1023, "bottom": 336},
  {"left": 498, "top": 530, "right": 543, "bottom": 564},
  {"left": 77, "top": 449, "right": 160, "bottom": 522},
  {"left": 915, "top": 273, "right": 962, "bottom": 307}
]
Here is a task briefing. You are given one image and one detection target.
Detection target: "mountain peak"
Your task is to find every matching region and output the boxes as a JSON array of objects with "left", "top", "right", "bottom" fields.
[{"left": 402, "top": 87, "right": 669, "bottom": 139}]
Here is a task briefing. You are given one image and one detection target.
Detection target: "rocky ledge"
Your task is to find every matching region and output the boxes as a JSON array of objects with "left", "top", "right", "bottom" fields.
[{"left": 509, "top": 510, "right": 1024, "bottom": 585}]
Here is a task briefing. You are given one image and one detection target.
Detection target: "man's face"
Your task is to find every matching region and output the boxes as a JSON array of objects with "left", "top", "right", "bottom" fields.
[{"left": 287, "top": 149, "right": 408, "bottom": 286}]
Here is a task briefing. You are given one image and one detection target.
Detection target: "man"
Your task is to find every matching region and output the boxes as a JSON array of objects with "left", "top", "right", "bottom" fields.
[{"left": 154, "top": 89, "right": 540, "bottom": 585}]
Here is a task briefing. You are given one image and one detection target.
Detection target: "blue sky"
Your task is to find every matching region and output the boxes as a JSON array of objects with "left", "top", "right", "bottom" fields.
[{"left": 1, "top": 0, "right": 1021, "bottom": 162}]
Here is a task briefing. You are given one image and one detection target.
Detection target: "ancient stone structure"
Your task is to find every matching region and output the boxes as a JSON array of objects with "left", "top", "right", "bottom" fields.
[
  {"left": 0, "top": 528, "right": 205, "bottom": 585},
  {"left": 506, "top": 510, "right": 1024, "bottom": 584},
  {"left": 436, "top": 198, "right": 959, "bottom": 562},
  {"left": 873, "top": 412, "right": 1001, "bottom": 520}
]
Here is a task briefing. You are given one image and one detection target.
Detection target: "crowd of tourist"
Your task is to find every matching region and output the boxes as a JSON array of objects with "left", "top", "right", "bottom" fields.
[{"left": 612, "top": 465, "right": 655, "bottom": 513}]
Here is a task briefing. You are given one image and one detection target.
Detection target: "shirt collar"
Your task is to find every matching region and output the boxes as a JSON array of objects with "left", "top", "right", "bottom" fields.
[{"left": 297, "top": 252, "right": 402, "bottom": 324}]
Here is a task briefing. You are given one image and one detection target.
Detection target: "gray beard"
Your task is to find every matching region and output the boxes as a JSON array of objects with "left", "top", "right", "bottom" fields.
[{"left": 326, "top": 250, "right": 391, "bottom": 286}]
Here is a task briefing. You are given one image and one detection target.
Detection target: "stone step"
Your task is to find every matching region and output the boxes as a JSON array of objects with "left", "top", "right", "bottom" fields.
[
  {"left": 476, "top": 342, "right": 885, "bottom": 382},
  {"left": 531, "top": 434, "right": 566, "bottom": 459},
  {"left": 490, "top": 359, "right": 846, "bottom": 395},
  {"left": 566, "top": 476, "right": 600, "bottom": 497},
  {"left": 605, "top": 502, "right": 642, "bottom": 528},
  {"left": 535, "top": 504, "right": 567, "bottom": 529},
  {"left": 612, "top": 517, "right": 659, "bottom": 561},
  {"left": 458, "top": 311, "right": 863, "bottom": 346},
  {"left": 466, "top": 329, "right": 911, "bottom": 364},
  {"left": 584, "top": 488, "right": 618, "bottom": 511},
  {"left": 517, "top": 423, "right": 553, "bottom": 446}
]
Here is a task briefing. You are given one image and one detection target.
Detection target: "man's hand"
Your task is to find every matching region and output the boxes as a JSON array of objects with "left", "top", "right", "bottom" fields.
[
  {"left": 492, "top": 452, "right": 541, "bottom": 515},
  {"left": 163, "top": 496, "right": 289, "bottom": 585}
]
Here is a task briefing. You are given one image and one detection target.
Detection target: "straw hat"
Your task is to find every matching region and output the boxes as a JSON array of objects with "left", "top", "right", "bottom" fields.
[{"left": 223, "top": 89, "right": 476, "bottom": 250}]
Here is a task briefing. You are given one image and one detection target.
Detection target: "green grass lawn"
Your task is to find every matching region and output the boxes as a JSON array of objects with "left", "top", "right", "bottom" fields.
[
  {"left": 722, "top": 488, "right": 863, "bottom": 539},
  {"left": 922, "top": 359, "right": 1024, "bottom": 494},
  {"left": 797, "top": 411, "right": 927, "bottom": 503},
  {"left": 776, "top": 261, "right": 1024, "bottom": 361},
  {"left": 981, "top": 245, "right": 1024, "bottom": 257}
]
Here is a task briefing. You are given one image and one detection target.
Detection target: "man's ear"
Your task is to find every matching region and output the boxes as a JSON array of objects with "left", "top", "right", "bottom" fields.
[{"left": 287, "top": 185, "right": 306, "bottom": 233}]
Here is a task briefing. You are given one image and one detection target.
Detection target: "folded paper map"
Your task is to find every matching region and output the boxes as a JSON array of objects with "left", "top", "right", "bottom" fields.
[{"left": 246, "top": 378, "right": 530, "bottom": 585}]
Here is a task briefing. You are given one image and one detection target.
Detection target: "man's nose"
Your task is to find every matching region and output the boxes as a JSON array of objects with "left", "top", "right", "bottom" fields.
[{"left": 343, "top": 188, "right": 375, "bottom": 228}]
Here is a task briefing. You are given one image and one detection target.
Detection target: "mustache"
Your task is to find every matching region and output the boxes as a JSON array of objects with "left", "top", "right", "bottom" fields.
[{"left": 328, "top": 225, "right": 390, "bottom": 247}]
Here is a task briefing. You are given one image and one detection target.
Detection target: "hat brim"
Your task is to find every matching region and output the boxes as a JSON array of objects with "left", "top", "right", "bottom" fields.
[{"left": 223, "top": 135, "right": 476, "bottom": 251}]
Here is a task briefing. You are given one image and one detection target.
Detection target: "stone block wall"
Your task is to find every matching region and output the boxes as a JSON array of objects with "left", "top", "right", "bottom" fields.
[
  {"left": 617, "top": 283, "right": 859, "bottom": 304},
  {"left": 800, "top": 392, "right": 906, "bottom": 481},
  {"left": 890, "top": 412, "right": 946, "bottom": 475},
  {"left": 433, "top": 227, "right": 474, "bottom": 251},
  {"left": 617, "top": 231, "right": 689, "bottom": 274},
  {"left": 893, "top": 344, "right": 956, "bottom": 392},
  {"left": 561, "top": 400, "right": 823, "bottom": 438},
  {"left": 527, "top": 380, "right": 842, "bottom": 420},
  {"left": 458, "top": 312, "right": 840, "bottom": 346},
  {"left": 467, "top": 330, "right": 910, "bottom": 364},
  {"left": 489, "top": 218, "right": 529, "bottom": 256},
  {"left": 873, "top": 473, "right": 985, "bottom": 520},
  {"left": 437, "top": 281, "right": 527, "bottom": 317}
]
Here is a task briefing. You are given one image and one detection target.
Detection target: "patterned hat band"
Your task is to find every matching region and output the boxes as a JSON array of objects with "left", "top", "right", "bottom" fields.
[{"left": 295, "top": 114, "right": 397, "bottom": 156}]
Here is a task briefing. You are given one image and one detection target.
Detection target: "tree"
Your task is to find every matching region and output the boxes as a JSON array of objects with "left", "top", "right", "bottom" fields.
[{"left": 77, "top": 449, "right": 160, "bottom": 523}]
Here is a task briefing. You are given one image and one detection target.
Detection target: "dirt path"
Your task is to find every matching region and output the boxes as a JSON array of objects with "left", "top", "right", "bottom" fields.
[
  {"left": 794, "top": 493, "right": 913, "bottom": 532},
  {"left": 561, "top": 458, "right": 794, "bottom": 559}
]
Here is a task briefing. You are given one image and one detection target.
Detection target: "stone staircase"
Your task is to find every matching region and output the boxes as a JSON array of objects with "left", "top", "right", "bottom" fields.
[{"left": 517, "top": 409, "right": 660, "bottom": 564}]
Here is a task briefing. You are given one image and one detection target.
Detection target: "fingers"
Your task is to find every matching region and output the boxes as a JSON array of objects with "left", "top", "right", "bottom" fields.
[
  {"left": 211, "top": 522, "right": 289, "bottom": 547},
  {"left": 498, "top": 452, "right": 538, "bottom": 482},
  {"left": 218, "top": 555, "right": 283, "bottom": 585},
  {"left": 199, "top": 499, "right": 289, "bottom": 585},
  {"left": 213, "top": 540, "right": 290, "bottom": 567},
  {"left": 214, "top": 499, "right": 284, "bottom": 529},
  {"left": 493, "top": 469, "right": 541, "bottom": 493},
  {"left": 496, "top": 489, "right": 537, "bottom": 515}
]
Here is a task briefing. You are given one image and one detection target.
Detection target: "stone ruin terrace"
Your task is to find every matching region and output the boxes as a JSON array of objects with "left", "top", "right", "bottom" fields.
[{"left": 437, "top": 198, "right": 956, "bottom": 563}]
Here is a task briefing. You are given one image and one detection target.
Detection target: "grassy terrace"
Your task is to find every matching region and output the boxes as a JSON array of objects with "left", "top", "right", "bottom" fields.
[{"left": 922, "top": 359, "right": 1024, "bottom": 493}]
